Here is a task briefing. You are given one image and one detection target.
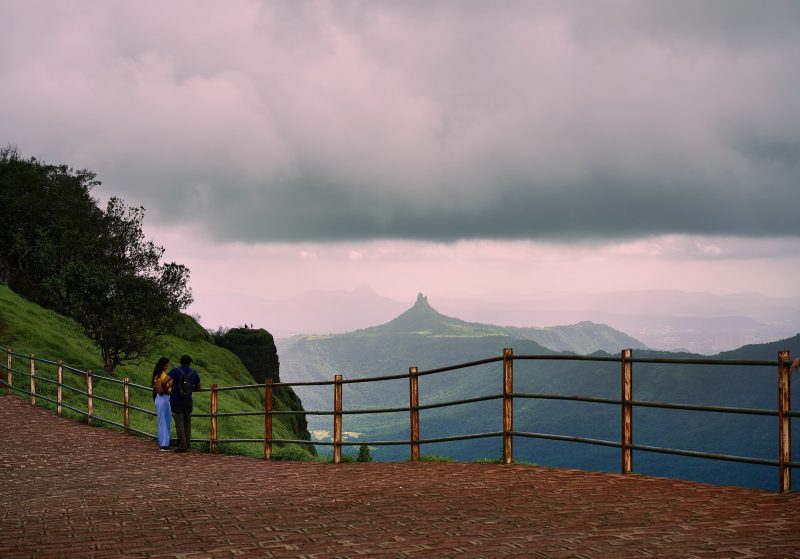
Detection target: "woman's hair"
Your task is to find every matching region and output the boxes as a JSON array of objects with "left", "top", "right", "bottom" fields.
[{"left": 152, "top": 356, "right": 170, "bottom": 385}]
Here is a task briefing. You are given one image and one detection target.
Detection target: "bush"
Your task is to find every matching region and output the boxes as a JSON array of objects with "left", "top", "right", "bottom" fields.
[
  {"left": 357, "top": 444, "right": 373, "bottom": 462},
  {"left": 271, "top": 445, "right": 315, "bottom": 461}
]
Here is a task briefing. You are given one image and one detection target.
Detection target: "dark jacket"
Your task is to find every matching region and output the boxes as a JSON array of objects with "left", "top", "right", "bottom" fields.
[{"left": 167, "top": 365, "right": 201, "bottom": 405}]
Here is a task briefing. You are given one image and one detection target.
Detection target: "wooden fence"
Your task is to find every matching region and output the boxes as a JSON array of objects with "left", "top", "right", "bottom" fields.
[{"left": 0, "top": 345, "right": 795, "bottom": 491}]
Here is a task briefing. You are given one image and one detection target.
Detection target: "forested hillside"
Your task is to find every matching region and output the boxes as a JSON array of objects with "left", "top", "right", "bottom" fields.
[
  {"left": 278, "top": 294, "right": 800, "bottom": 489},
  {"left": 278, "top": 293, "right": 646, "bottom": 412}
]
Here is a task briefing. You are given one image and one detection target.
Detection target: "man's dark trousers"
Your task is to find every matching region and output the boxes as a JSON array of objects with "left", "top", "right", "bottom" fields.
[{"left": 172, "top": 401, "right": 193, "bottom": 451}]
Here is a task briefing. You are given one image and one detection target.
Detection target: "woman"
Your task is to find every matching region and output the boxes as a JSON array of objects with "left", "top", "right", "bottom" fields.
[{"left": 152, "top": 356, "right": 173, "bottom": 451}]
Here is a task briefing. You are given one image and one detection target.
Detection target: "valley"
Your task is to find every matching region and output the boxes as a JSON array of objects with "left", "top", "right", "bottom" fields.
[{"left": 277, "top": 293, "right": 800, "bottom": 490}]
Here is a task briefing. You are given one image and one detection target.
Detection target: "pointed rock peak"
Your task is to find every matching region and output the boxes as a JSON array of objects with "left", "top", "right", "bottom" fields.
[
  {"left": 407, "top": 293, "right": 440, "bottom": 318},
  {"left": 374, "top": 292, "right": 455, "bottom": 334}
]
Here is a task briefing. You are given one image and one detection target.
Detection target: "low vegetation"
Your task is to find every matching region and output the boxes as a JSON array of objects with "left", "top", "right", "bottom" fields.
[{"left": 417, "top": 454, "right": 457, "bottom": 463}]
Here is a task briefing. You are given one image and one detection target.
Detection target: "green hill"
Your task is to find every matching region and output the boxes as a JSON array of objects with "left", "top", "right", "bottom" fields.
[{"left": 0, "top": 283, "right": 314, "bottom": 460}]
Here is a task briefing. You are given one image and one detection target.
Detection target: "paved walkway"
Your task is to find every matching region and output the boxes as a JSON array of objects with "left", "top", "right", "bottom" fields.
[{"left": 2, "top": 395, "right": 800, "bottom": 558}]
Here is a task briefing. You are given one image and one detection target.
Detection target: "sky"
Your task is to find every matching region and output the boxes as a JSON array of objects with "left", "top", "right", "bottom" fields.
[{"left": 2, "top": 1, "right": 799, "bottom": 333}]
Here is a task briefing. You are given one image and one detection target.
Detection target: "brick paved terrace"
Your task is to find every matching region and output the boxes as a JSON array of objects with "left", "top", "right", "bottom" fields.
[{"left": 2, "top": 395, "right": 800, "bottom": 558}]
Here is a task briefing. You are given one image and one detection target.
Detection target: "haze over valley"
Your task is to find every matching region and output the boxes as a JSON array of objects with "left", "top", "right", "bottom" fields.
[{"left": 203, "top": 287, "right": 800, "bottom": 356}]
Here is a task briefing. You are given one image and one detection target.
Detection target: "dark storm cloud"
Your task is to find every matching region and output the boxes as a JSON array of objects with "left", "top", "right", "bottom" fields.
[{"left": 1, "top": 0, "right": 799, "bottom": 243}]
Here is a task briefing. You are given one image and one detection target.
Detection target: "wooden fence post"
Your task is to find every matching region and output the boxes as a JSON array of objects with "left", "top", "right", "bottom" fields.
[
  {"left": 57, "top": 361, "right": 63, "bottom": 416},
  {"left": 5, "top": 349, "right": 11, "bottom": 396},
  {"left": 409, "top": 366, "right": 420, "bottom": 461},
  {"left": 621, "top": 349, "right": 633, "bottom": 474},
  {"left": 334, "top": 374, "right": 343, "bottom": 464},
  {"left": 86, "top": 369, "right": 93, "bottom": 425},
  {"left": 778, "top": 351, "right": 791, "bottom": 492},
  {"left": 123, "top": 377, "right": 130, "bottom": 435},
  {"left": 210, "top": 383, "right": 218, "bottom": 453},
  {"left": 29, "top": 354, "right": 36, "bottom": 406},
  {"left": 264, "top": 379, "right": 273, "bottom": 460},
  {"left": 503, "top": 348, "right": 513, "bottom": 465}
]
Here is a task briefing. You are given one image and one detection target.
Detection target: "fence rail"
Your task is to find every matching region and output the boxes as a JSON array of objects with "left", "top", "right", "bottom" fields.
[{"left": 0, "top": 345, "right": 794, "bottom": 491}]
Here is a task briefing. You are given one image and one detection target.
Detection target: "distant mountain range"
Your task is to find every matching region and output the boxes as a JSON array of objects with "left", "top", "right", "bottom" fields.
[
  {"left": 201, "top": 286, "right": 800, "bottom": 355},
  {"left": 431, "top": 290, "right": 800, "bottom": 355},
  {"left": 278, "top": 292, "right": 646, "bottom": 394},
  {"left": 357, "top": 293, "right": 647, "bottom": 353},
  {"left": 277, "top": 294, "right": 800, "bottom": 490}
]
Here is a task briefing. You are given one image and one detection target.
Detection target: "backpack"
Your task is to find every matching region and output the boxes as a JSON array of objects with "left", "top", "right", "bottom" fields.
[{"left": 177, "top": 369, "right": 194, "bottom": 398}]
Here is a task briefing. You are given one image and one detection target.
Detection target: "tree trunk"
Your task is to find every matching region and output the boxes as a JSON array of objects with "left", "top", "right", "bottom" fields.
[{"left": 102, "top": 350, "right": 115, "bottom": 374}]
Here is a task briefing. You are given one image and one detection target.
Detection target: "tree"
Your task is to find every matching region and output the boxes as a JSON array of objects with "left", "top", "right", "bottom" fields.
[
  {"left": 357, "top": 444, "right": 373, "bottom": 462},
  {"left": 0, "top": 146, "right": 103, "bottom": 309},
  {"left": 65, "top": 198, "right": 192, "bottom": 373},
  {"left": 0, "top": 148, "right": 193, "bottom": 373}
]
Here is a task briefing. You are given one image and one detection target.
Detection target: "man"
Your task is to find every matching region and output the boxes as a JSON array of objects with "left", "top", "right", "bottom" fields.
[{"left": 167, "top": 354, "right": 201, "bottom": 453}]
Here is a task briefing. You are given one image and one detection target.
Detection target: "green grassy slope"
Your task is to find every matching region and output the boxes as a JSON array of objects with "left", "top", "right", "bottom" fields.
[{"left": 0, "top": 283, "right": 313, "bottom": 460}]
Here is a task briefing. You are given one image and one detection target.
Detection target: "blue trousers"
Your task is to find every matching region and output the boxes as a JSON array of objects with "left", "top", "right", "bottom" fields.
[{"left": 154, "top": 394, "right": 172, "bottom": 448}]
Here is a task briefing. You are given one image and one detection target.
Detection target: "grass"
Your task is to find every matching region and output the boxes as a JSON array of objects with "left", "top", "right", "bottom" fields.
[
  {"left": 417, "top": 454, "right": 457, "bottom": 463},
  {"left": 0, "top": 283, "right": 314, "bottom": 460},
  {"left": 473, "top": 457, "right": 537, "bottom": 465}
]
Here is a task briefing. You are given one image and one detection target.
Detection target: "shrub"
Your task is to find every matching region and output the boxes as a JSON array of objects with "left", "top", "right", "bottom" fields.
[
  {"left": 357, "top": 444, "right": 373, "bottom": 462},
  {"left": 271, "top": 446, "right": 315, "bottom": 461}
]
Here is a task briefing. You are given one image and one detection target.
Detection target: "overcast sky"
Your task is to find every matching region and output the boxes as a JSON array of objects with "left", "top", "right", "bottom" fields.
[{"left": 2, "top": 1, "right": 799, "bottom": 329}]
